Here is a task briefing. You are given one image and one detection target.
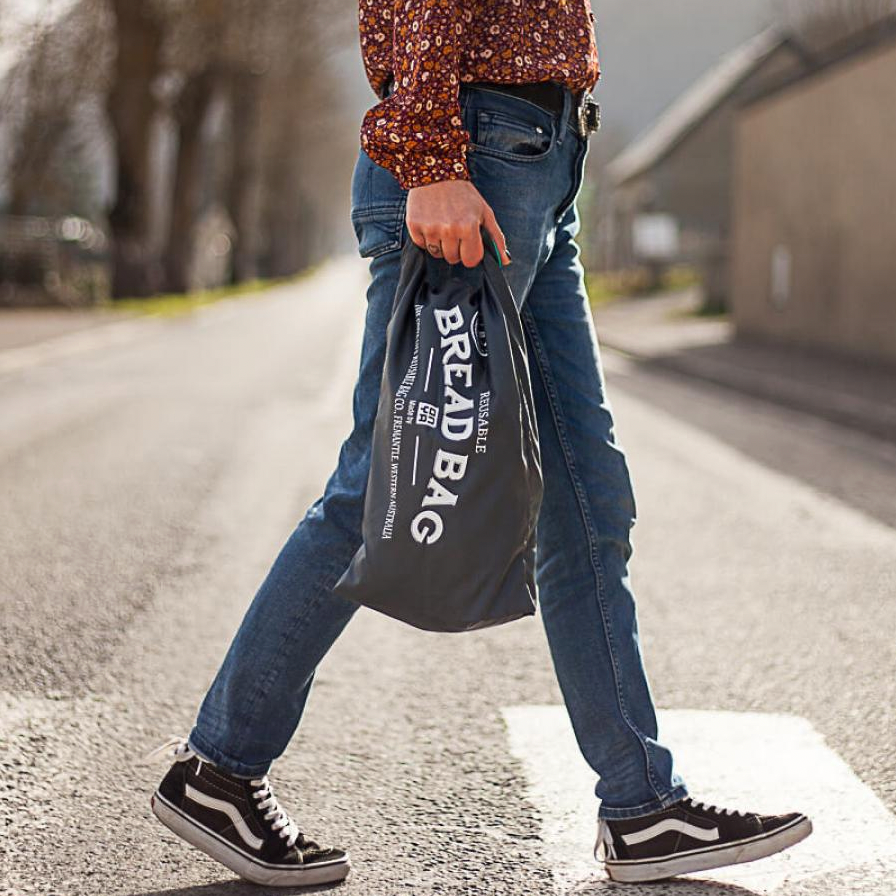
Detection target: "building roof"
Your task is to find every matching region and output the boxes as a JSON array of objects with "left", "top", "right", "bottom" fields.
[
  {"left": 743, "top": 15, "right": 896, "bottom": 106},
  {"left": 607, "top": 28, "right": 790, "bottom": 186}
]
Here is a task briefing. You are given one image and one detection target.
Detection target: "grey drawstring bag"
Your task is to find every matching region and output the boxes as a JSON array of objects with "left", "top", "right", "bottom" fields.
[{"left": 333, "top": 228, "right": 542, "bottom": 631}]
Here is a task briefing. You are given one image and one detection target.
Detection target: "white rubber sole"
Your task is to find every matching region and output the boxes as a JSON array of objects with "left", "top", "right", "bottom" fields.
[
  {"left": 151, "top": 790, "right": 351, "bottom": 887},
  {"left": 605, "top": 815, "right": 813, "bottom": 883}
]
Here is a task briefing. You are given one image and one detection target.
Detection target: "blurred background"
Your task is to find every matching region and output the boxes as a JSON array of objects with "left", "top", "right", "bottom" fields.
[
  {"left": 0, "top": 0, "right": 360, "bottom": 306},
  {"left": 3, "top": 0, "right": 895, "bottom": 332}
]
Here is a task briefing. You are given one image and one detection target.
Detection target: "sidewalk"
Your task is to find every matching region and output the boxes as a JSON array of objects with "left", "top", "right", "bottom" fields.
[{"left": 593, "top": 290, "right": 896, "bottom": 443}]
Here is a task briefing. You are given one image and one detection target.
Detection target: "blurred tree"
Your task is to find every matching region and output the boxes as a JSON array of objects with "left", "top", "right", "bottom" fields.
[
  {"left": 106, "top": 0, "right": 165, "bottom": 297},
  {"left": 164, "top": 64, "right": 220, "bottom": 293},
  {"left": 1, "top": 0, "right": 358, "bottom": 301},
  {"left": 157, "top": 0, "right": 228, "bottom": 294},
  {"left": 252, "top": 0, "right": 357, "bottom": 277},
  {"left": 216, "top": 0, "right": 271, "bottom": 284},
  {"left": 156, "top": 0, "right": 355, "bottom": 290},
  {"left": 1, "top": 0, "right": 108, "bottom": 218},
  {"left": 224, "top": 64, "right": 265, "bottom": 283}
]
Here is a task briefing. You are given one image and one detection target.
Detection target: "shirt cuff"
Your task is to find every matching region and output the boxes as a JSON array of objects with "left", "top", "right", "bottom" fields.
[
  {"left": 361, "top": 133, "right": 471, "bottom": 191},
  {"left": 396, "top": 150, "right": 472, "bottom": 190}
]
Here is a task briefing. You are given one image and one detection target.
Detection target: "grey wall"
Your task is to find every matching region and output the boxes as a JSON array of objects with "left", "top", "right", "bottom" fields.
[
  {"left": 610, "top": 45, "right": 803, "bottom": 272},
  {"left": 731, "top": 40, "right": 896, "bottom": 363}
]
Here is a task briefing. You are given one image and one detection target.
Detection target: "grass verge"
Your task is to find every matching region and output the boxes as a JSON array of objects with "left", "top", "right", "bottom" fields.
[
  {"left": 586, "top": 264, "right": 702, "bottom": 309},
  {"left": 106, "top": 266, "right": 321, "bottom": 318}
]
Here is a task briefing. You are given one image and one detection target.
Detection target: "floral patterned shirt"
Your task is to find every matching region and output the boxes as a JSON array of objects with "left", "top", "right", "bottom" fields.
[{"left": 358, "top": 0, "right": 600, "bottom": 190}]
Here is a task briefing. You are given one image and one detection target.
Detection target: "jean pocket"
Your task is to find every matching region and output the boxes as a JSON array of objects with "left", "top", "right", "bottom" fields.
[
  {"left": 351, "top": 203, "right": 407, "bottom": 259},
  {"left": 350, "top": 149, "right": 409, "bottom": 258},
  {"left": 469, "top": 107, "right": 555, "bottom": 162}
]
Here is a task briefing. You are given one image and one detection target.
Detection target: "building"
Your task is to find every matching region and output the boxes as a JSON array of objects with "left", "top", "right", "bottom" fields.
[
  {"left": 731, "top": 23, "right": 896, "bottom": 364},
  {"left": 604, "top": 29, "right": 807, "bottom": 305}
]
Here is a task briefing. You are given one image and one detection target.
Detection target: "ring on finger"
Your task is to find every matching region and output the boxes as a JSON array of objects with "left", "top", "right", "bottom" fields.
[{"left": 427, "top": 242, "right": 443, "bottom": 256}]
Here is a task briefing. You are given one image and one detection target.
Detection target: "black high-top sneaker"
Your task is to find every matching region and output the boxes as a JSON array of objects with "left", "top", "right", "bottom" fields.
[
  {"left": 596, "top": 796, "right": 812, "bottom": 883},
  {"left": 144, "top": 736, "right": 350, "bottom": 887}
]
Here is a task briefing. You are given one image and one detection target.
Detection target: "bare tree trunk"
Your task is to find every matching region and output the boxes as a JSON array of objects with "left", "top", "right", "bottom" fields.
[
  {"left": 261, "top": 108, "right": 308, "bottom": 277},
  {"left": 8, "top": 173, "right": 33, "bottom": 217},
  {"left": 106, "top": 0, "right": 163, "bottom": 298},
  {"left": 6, "top": 41, "right": 50, "bottom": 216},
  {"left": 163, "top": 68, "right": 218, "bottom": 294},
  {"left": 225, "top": 70, "right": 264, "bottom": 283}
]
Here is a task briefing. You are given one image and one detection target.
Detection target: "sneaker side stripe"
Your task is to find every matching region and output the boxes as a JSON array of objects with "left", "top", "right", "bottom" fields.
[
  {"left": 184, "top": 783, "right": 264, "bottom": 850},
  {"left": 154, "top": 790, "right": 348, "bottom": 871},
  {"left": 610, "top": 815, "right": 809, "bottom": 867},
  {"left": 621, "top": 819, "right": 719, "bottom": 846}
]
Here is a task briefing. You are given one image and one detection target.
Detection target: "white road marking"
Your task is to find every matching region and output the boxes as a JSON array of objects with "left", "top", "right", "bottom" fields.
[
  {"left": 502, "top": 706, "right": 896, "bottom": 894},
  {"left": 0, "top": 318, "right": 161, "bottom": 375}
]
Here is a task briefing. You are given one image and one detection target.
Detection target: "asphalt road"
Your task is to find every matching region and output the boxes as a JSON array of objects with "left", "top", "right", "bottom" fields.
[{"left": 1, "top": 257, "right": 894, "bottom": 896}]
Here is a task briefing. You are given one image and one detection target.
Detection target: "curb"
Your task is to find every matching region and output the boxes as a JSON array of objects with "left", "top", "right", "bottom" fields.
[{"left": 601, "top": 337, "right": 896, "bottom": 444}]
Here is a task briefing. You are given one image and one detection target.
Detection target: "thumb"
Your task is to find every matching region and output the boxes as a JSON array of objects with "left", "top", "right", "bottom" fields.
[{"left": 481, "top": 206, "right": 512, "bottom": 266}]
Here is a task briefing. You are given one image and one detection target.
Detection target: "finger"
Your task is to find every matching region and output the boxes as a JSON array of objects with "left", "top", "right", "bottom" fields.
[
  {"left": 408, "top": 224, "right": 428, "bottom": 249},
  {"left": 439, "top": 233, "right": 462, "bottom": 266},
  {"left": 418, "top": 226, "right": 443, "bottom": 257},
  {"left": 482, "top": 207, "right": 512, "bottom": 265},
  {"left": 459, "top": 224, "right": 484, "bottom": 268}
]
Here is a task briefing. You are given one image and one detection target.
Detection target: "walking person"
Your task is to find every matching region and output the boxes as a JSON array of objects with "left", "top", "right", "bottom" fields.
[{"left": 145, "top": 0, "right": 812, "bottom": 886}]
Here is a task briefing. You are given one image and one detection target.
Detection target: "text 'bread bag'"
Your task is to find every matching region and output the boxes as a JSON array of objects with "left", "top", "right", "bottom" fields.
[{"left": 334, "top": 228, "right": 543, "bottom": 631}]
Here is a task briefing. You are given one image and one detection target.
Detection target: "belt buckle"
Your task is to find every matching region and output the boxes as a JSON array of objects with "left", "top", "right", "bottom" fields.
[{"left": 576, "top": 92, "right": 601, "bottom": 138}]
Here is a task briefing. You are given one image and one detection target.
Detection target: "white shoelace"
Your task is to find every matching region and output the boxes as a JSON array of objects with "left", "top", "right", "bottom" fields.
[
  {"left": 250, "top": 775, "right": 301, "bottom": 848},
  {"left": 142, "top": 735, "right": 302, "bottom": 848},
  {"left": 143, "top": 735, "right": 195, "bottom": 763}
]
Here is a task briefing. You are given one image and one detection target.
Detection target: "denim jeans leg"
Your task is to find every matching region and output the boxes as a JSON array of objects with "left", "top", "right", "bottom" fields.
[
  {"left": 187, "top": 245, "right": 404, "bottom": 779},
  {"left": 523, "top": 201, "right": 688, "bottom": 819},
  {"left": 186, "top": 93, "right": 684, "bottom": 815}
]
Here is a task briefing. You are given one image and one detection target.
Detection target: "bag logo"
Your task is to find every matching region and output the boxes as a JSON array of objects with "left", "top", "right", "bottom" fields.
[
  {"left": 415, "top": 402, "right": 439, "bottom": 428},
  {"left": 408, "top": 304, "right": 478, "bottom": 545}
]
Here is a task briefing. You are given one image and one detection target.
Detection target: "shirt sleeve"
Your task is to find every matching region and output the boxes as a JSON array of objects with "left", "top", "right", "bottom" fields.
[{"left": 359, "top": 0, "right": 472, "bottom": 191}]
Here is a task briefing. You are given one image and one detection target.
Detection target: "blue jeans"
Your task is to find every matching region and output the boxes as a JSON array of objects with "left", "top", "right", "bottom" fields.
[{"left": 188, "top": 83, "right": 687, "bottom": 819}]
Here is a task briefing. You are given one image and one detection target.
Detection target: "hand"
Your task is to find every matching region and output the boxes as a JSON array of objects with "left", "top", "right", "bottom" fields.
[{"left": 406, "top": 179, "right": 512, "bottom": 268}]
